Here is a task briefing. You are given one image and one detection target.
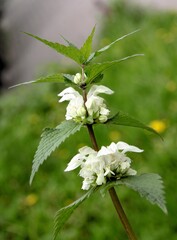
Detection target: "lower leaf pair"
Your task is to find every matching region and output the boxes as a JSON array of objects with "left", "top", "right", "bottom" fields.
[{"left": 53, "top": 173, "right": 167, "bottom": 240}]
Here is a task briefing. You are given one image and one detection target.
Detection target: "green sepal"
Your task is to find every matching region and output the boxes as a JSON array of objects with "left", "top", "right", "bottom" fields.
[
  {"left": 30, "top": 120, "right": 82, "bottom": 184},
  {"left": 85, "top": 54, "right": 143, "bottom": 84},
  {"left": 23, "top": 32, "right": 82, "bottom": 64},
  {"left": 53, "top": 187, "right": 97, "bottom": 240},
  {"left": 80, "top": 26, "right": 96, "bottom": 64},
  {"left": 87, "top": 29, "right": 140, "bottom": 62},
  {"left": 100, "top": 173, "right": 167, "bottom": 214},
  {"left": 106, "top": 111, "right": 161, "bottom": 138}
]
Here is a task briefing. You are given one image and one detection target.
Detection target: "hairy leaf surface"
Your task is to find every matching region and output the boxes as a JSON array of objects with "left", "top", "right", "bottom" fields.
[
  {"left": 30, "top": 121, "right": 82, "bottom": 184},
  {"left": 53, "top": 187, "right": 96, "bottom": 240},
  {"left": 107, "top": 111, "right": 161, "bottom": 138},
  {"left": 10, "top": 73, "right": 66, "bottom": 88},
  {"left": 101, "top": 174, "right": 167, "bottom": 214},
  {"left": 24, "top": 32, "right": 82, "bottom": 64},
  {"left": 80, "top": 26, "right": 95, "bottom": 64},
  {"left": 85, "top": 54, "right": 143, "bottom": 84}
]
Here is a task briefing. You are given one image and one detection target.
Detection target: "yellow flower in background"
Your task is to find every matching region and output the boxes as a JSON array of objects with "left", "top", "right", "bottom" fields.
[
  {"left": 109, "top": 130, "right": 121, "bottom": 142},
  {"left": 149, "top": 120, "right": 167, "bottom": 134},
  {"left": 24, "top": 193, "right": 38, "bottom": 207}
]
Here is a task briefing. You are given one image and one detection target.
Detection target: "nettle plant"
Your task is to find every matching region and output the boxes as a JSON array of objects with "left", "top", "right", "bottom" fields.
[{"left": 15, "top": 28, "right": 167, "bottom": 240}]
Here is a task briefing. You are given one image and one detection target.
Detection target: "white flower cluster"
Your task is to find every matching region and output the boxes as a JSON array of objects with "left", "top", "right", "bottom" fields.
[
  {"left": 58, "top": 79, "right": 113, "bottom": 124},
  {"left": 65, "top": 141, "right": 143, "bottom": 190}
]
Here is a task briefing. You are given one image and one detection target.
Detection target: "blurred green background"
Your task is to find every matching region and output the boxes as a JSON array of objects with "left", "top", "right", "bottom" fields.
[{"left": 0, "top": 2, "right": 177, "bottom": 239}]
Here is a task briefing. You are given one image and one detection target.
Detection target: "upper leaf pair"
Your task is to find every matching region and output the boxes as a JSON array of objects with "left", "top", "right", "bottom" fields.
[{"left": 23, "top": 28, "right": 140, "bottom": 66}]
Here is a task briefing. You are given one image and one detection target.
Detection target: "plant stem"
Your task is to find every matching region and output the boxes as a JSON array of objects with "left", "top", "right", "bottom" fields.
[
  {"left": 81, "top": 64, "right": 137, "bottom": 239},
  {"left": 86, "top": 124, "right": 137, "bottom": 240},
  {"left": 109, "top": 187, "right": 137, "bottom": 240},
  {"left": 86, "top": 124, "right": 99, "bottom": 151}
]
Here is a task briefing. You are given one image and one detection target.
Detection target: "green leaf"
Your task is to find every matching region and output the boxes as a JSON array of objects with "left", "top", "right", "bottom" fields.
[
  {"left": 59, "top": 34, "right": 78, "bottom": 48},
  {"left": 53, "top": 187, "right": 96, "bottom": 240},
  {"left": 85, "top": 54, "right": 143, "bottom": 84},
  {"left": 87, "top": 29, "right": 140, "bottom": 62},
  {"left": 9, "top": 73, "right": 76, "bottom": 88},
  {"left": 63, "top": 74, "right": 74, "bottom": 81},
  {"left": 106, "top": 111, "right": 161, "bottom": 138},
  {"left": 101, "top": 174, "right": 167, "bottom": 214},
  {"left": 23, "top": 32, "right": 82, "bottom": 64},
  {"left": 30, "top": 120, "right": 82, "bottom": 184},
  {"left": 80, "top": 26, "right": 95, "bottom": 64},
  {"left": 89, "top": 74, "right": 104, "bottom": 84},
  {"left": 10, "top": 73, "right": 66, "bottom": 88}
]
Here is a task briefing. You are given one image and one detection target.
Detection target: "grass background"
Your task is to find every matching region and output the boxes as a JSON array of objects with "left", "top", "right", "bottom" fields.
[{"left": 0, "top": 1, "right": 177, "bottom": 239}]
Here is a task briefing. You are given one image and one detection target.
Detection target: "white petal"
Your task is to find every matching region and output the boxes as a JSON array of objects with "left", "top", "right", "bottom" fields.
[
  {"left": 98, "top": 115, "right": 108, "bottom": 123},
  {"left": 97, "top": 146, "right": 111, "bottom": 157},
  {"left": 58, "top": 87, "right": 76, "bottom": 97},
  {"left": 121, "top": 161, "right": 130, "bottom": 170},
  {"left": 59, "top": 93, "right": 75, "bottom": 102},
  {"left": 82, "top": 179, "right": 91, "bottom": 190},
  {"left": 79, "top": 146, "right": 96, "bottom": 156},
  {"left": 116, "top": 141, "right": 143, "bottom": 153},
  {"left": 87, "top": 85, "right": 114, "bottom": 98},
  {"left": 58, "top": 87, "right": 81, "bottom": 102},
  {"left": 126, "top": 168, "right": 137, "bottom": 176},
  {"left": 107, "top": 142, "right": 118, "bottom": 153},
  {"left": 64, "top": 153, "right": 83, "bottom": 171},
  {"left": 100, "top": 107, "right": 110, "bottom": 115},
  {"left": 96, "top": 172, "right": 105, "bottom": 185}
]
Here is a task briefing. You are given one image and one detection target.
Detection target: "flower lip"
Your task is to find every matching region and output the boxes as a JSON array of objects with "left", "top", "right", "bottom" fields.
[
  {"left": 87, "top": 85, "right": 114, "bottom": 98},
  {"left": 65, "top": 141, "right": 143, "bottom": 190},
  {"left": 116, "top": 141, "right": 144, "bottom": 153}
]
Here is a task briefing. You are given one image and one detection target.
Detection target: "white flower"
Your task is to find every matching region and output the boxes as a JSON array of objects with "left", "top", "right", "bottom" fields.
[
  {"left": 58, "top": 87, "right": 86, "bottom": 121},
  {"left": 65, "top": 141, "right": 143, "bottom": 190},
  {"left": 58, "top": 85, "right": 113, "bottom": 123}
]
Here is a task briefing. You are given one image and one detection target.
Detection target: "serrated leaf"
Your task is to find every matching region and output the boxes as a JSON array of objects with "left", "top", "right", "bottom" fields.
[
  {"left": 53, "top": 187, "right": 96, "bottom": 240},
  {"left": 80, "top": 26, "right": 95, "bottom": 64},
  {"left": 30, "top": 120, "right": 82, "bottom": 184},
  {"left": 87, "top": 29, "right": 140, "bottom": 62},
  {"left": 9, "top": 73, "right": 76, "bottom": 88},
  {"left": 106, "top": 111, "right": 161, "bottom": 138},
  {"left": 23, "top": 32, "right": 82, "bottom": 64},
  {"left": 10, "top": 73, "right": 66, "bottom": 88},
  {"left": 101, "top": 174, "right": 167, "bottom": 214},
  {"left": 85, "top": 54, "right": 143, "bottom": 84}
]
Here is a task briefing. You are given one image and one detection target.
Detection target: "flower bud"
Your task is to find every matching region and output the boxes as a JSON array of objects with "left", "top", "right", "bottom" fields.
[
  {"left": 73, "top": 73, "right": 87, "bottom": 85},
  {"left": 99, "top": 115, "right": 108, "bottom": 123},
  {"left": 77, "top": 107, "right": 86, "bottom": 117},
  {"left": 73, "top": 73, "right": 82, "bottom": 84}
]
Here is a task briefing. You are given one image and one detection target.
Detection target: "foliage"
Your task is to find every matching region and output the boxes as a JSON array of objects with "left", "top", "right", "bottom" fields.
[
  {"left": 101, "top": 173, "right": 167, "bottom": 214},
  {"left": 53, "top": 187, "right": 97, "bottom": 240},
  {"left": 21, "top": 17, "right": 166, "bottom": 239},
  {"left": 1, "top": 1, "right": 177, "bottom": 239}
]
